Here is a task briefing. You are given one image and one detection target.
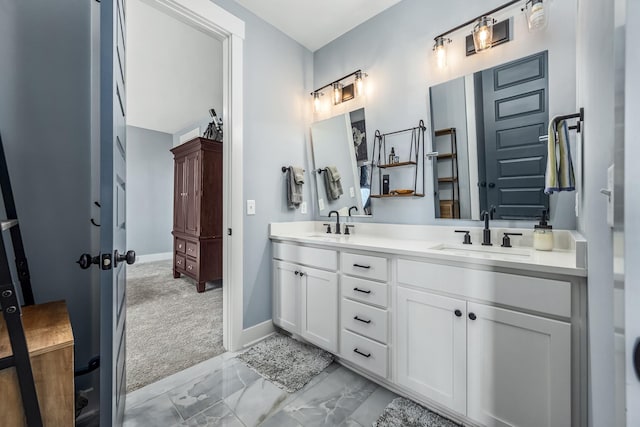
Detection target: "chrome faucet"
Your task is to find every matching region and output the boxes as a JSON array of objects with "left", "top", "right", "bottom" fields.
[
  {"left": 480, "top": 206, "right": 496, "bottom": 246},
  {"left": 328, "top": 210, "right": 341, "bottom": 234}
]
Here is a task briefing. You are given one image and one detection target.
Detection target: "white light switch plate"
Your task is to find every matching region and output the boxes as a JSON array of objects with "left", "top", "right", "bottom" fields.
[
  {"left": 247, "top": 199, "right": 256, "bottom": 215},
  {"left": 300, "top": 202, "right": 307, "bottom": 214},
  {"left": 349, "top": 187, "right": 355, "bottom": 198},
  {"left": 319, "top": 199, "right": 325, "bottom": 211}
]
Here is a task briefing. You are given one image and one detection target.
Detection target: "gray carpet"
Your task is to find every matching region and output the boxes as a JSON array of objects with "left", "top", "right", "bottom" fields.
[
  {"left": 373, "top": 397, "right": 460, "bottom": 427},
  {"left": 126, "top": 260, "right": 224, "bottom": 392},
  {"left": 236, "top": 333, "right": 333, "bottom": 393}
]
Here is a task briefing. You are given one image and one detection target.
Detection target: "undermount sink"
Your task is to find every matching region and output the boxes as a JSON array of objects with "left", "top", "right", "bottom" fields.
[
  {"left": 306, "top": 233, "right": 345, "bottom": 241},
  {"left": 430, "top": 243, "right": 532, "bottom": 259}
]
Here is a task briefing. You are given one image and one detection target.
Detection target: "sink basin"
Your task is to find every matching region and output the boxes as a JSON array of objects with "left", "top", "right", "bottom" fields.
[
  {"left": 430, "top": 243, "right": 532, "bottom": 259},
  {"left": 306, "top": 233, "right": 345, "bottom": 241}
]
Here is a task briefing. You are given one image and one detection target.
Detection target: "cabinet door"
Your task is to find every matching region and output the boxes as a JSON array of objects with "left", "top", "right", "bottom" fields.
[
  {"left": 185, "top": 151, "right": 200, "bottom": 235},
  {"left": 301, "top": 266, "right": 338, "bottom": 353},
  {"left": 396, "top": 286, "right": 466, "bottom": 413},
  {"left": 467, "top": 303, "right": 571, "bottom": 427},
  {"left": 273, "top": 260, "right": 300, "bottom": 334},
  {"left": 173, "top": 157, "right": 186, "bottom": 233}
]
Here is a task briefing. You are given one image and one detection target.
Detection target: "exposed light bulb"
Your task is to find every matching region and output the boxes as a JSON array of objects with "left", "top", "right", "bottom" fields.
[
  {"left": 526, "top": 0, "right": 547, "bottom": 31},
  {"left": 333, "top": 82, "right": 343, "bottom": 105},
  {"left": 473, "top": 16, "right": 494, "bottom": 52},
  {"left": 313, "top": 92, "right": 322, "bottom": 112},
  {"left": 354, "top": 71, "right": 365, "bottom": 97},
  {"left": 433, "top": 37, "right": 450, "bottom": 69}
]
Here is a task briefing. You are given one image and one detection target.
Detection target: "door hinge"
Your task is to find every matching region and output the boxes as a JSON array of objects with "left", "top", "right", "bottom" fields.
[{"left": 227, "top": 228, "right": 232, "bottom": 236}]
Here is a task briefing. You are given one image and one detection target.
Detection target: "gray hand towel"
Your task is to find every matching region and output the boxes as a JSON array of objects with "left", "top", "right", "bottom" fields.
[
  {"left": 287, "top": 166, "right": 304, "bottom": 208},
  {"left": 324, "top": 166, "right": 343, "bottom": 200}
]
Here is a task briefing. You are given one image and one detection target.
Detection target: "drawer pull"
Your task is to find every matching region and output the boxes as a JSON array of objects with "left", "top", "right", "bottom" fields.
[
  {"left": 178, "top": 244, "right": 183, "bottom": 249},
  {"left": 353, "top": 287, "right": 371, "bottom": 294},
  {"left": 177, "top": 260, "right": 182, "bottom": 265},
  {"left": 353, "top": 348, "right": 371, "bottom": 358},
  {"left": 354, "top": 315, "right": 371, "bottom": 324},
  {"left": 187, "top": 265, "right": 193, "bottom": 271},
  {"left": 353, "top": 263, "right": 371, "bottom": 269}
]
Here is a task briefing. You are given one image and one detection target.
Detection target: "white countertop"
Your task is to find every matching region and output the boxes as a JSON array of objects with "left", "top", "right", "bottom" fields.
[{"left": 269, "top": 221, "right": 587, "bottom": 277}]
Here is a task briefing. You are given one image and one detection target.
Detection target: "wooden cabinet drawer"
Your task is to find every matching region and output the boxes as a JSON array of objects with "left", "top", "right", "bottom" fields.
[
  {"left": 175, "top": 254, "right": 186, "bottom": 271},
  {"left": 273, "top": 242, "right": 337, "bottom": 271},
  {"left": 397, "top": 259, "right": 571, "bottom": 318},
  {"left": 175, "top": 238, "right": 186, "bottom": 254},
  {"left": 341, "top": 329, "right": 388, "bottom": 379},
  {"left": 185, "top": 257, "right": 198, "bottom": 277},
  {"left": 341, "top": 298, "right": 388, "bottom": 344},
  {"left": 341, "top": 276, "right": 388, "bottom": 308},
  {"left": 341, "top": 252, "right": 388, "bottom": 281},
  {"left": 186, "top": 240, "right": 198, "bottom": 258}
]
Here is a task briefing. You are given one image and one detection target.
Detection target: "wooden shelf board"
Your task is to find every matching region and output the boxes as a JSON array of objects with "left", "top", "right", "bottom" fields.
[
  {"left": 438, "top": 177, "right": 458, "bottom": 183},
  {"left": 0, "top": 301, "right": 73, "bottom": 359},
  {"left": 437, "top": 153, "right": 457, "bottom": 159},
  {"left": 377, "top": 161, "right": 417, "bottom": 169},
  {"left": 435, "top": 128, "right": 456, "bottom": 137},
  {"left": 371, "top": 193, "right": 425, "bottom": 198}
]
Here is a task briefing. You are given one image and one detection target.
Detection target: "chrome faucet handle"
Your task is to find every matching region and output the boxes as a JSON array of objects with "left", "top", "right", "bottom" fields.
[
  {"left": 455, "top": 230, "right": 472, "bottom": 245},
  {"left": 322, "top": 223, "right": 332, "bottom": 233}
]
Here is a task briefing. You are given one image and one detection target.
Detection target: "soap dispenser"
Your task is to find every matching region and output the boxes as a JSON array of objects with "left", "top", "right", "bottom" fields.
[
  {"left": 533, "top": 209, "right": 553, "bottom": 251},
  {"left": 388, "top": 147, "right": 396, "bottom": 165}
]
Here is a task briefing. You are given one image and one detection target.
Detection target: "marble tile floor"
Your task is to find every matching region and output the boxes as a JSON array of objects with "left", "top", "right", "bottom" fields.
[{"left": 124, "top": 350, "right": 400, "bottom": 427}]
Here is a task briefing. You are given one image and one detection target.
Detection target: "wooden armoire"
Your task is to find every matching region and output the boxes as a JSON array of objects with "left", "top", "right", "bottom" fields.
[{"left": 170, "top": 137, "right": 222, "bottom": 292}]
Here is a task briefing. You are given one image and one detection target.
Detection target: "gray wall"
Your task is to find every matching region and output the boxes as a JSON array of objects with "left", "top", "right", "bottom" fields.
[
  {"left": 126, "top": 126, "right": 173, "bottom": 257},
  {"left": 0, "top": 0, "right": 97, "bottom": 391},
  {"left": 211, "top": 0, "right": 314, "bottom": 329},
  {"left": 313, "top": 0, "right": 578, "bottom": 230},
  {"left": 576, "top": 0, "right": 617, "bottom": 425}
]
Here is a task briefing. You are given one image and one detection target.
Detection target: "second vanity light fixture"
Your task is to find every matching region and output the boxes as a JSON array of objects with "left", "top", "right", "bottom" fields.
[
  {"left": 311, "top": 69, "right": 367, "bottom": 112},
  {"left": 433, "top": 0, "right": 548, "bottom": 68}
]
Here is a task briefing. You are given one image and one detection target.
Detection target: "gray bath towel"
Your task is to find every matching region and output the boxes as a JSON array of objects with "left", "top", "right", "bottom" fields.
[
  {"left": 323, "top": 166, "right": 343, "bottom": 200},
  {"left": 287, "top": 166, "right": 304, "bottom": 208}
]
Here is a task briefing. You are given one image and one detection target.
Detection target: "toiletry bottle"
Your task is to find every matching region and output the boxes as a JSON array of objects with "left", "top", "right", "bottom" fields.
[
  {"left": 533, "top": 209, "right": 553, "bottom": 251},
  {"left": 389, "top": 147, "right": 395, "bottom": 165}
]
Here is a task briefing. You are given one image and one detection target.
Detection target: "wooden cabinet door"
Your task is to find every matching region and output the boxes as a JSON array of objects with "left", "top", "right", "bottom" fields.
[
  {"left": 301, "top": 266, "right": 338, "bottom": 353},
  {"left": 273, "top": 260, "right": 300, "bottom": 334},
  {"left": 467, "top": 302, "right": 571, "bottom": 427},
  {"left": 173, "top": 156, "right": 186, "bottom": 233},
  {"left": 185, "top": 151, "right": 200, "bottom": 236},
  {"left": 396, "top": 286, "right": 467, "bottom": 413}
]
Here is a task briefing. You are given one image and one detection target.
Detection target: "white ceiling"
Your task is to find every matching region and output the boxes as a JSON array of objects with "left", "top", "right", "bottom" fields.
[{"left": 233, "top": 0, "right": 404, "bottom": 51}]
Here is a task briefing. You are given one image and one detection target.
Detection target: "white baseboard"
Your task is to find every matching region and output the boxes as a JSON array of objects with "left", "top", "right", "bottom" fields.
[
  {"left": 135, "top": 252, "right": 172, "bottom": 264},
  {"left": 240, "top": 319, "right": 275, "bottom": 348}
]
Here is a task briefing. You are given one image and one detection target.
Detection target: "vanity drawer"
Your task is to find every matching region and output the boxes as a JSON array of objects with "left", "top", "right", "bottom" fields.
[
  {"left": 186, "top": 240, "right": 198, "bottom": 259},
  {"left": 341, "top": 329, "right": 388, "bottom": 379},
  {"left": 175, "top": 238, "right": 186, "bottom": 254},
  {"left": 341, "top": 252, "right": 388, "bottom": 281},
  {"left": 397, "top": 259, "right": 571, "bottom": 318},
  {"left": 273, "top": 242, "right": 337, "bottom": 271},
  {"left": 175, "top": 254, "right": 186, "bottom": 271},
  {"left": 341, "top": 276, "right": 388, "bottom": 308},
  {"left": 185, "top": 257, "right": 198, "bottom": 277},
  {"left": 341, "top": 298, "right": 388, "bottom": 344}
]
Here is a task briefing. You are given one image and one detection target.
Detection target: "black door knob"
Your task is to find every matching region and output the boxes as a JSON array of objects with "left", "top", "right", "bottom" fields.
[
  {"left": 478, "top": 181, "right": 486, "bottom": 188},
  {"left": 454, "top": 309, "right": 462, "bottom": 317},
  {"left": 76, "top": 253, "right": 100, "bottom": 270},
  {"left": 469, "top": 312, "right": 477, "bottom": 320},
  {"left": 114, "top": 250, "right": 136, "bottom": 268},
  {"left": 488, "top": 182, "right": 496, "bottom": 188}
]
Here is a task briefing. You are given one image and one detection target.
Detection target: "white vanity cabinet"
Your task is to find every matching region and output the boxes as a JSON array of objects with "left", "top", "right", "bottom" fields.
[
  {"left": 396, "top": 258, "right": 572, "bottom": 427},
  {"left": 272, "top": 243, "right": 339, "bottom": 353}
]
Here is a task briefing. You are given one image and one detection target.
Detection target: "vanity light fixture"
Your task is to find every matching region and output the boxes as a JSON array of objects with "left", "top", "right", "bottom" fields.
[
  {"left": 433, "top": 36, "right": 451, "bottom": 69},
  {"left": 433, "top": 0, "right": 522, "bottom": 57},
  {"left": 310, "top": 69, "right": 367, "bottom": 109},
  {"left": 473, "top": 16, "right": 495, "bottom": 52},
  {"left": 313, "top": 91, "right": 323, "bottom": 112},
  {"left": 523, "top": 0, "right": 547, "bottom": 31}
]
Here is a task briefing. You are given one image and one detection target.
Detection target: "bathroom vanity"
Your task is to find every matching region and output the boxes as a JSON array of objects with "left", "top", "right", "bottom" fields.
[{"left": 270, "top": 221, "right": 587, "bottom": 427}]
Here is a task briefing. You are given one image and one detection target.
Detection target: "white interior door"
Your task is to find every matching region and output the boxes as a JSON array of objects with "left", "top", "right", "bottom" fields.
[{"left": 100, "top": 0, "right": 129, "bottom": 424}]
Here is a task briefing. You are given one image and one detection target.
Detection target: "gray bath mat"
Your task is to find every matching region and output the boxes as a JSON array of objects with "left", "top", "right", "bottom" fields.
[
  {"left": 373, "top": 397, "right": 460, "bottom": 427},
  {"left": 236, "top": 334, "right": 333, "bottom": 392}
]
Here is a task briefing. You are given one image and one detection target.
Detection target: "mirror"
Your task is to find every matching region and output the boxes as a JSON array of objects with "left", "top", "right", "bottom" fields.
[
  {"left": 430, "top": 51, "right": 550, "bottom": 221},
  {"left": 310, "top": 108, "right": 372, "bottom": 216}
]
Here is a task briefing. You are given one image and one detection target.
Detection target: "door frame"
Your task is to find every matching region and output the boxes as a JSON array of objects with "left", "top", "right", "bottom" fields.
[{"left": 145, "top": 0, "right": 245, "bottom": 351}]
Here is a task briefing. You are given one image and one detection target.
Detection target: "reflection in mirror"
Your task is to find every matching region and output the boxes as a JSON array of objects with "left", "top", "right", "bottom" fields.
[
  {"left": 310, "top": 108, "right": 372, "bottom": 216},
  {"left": 430, "top": 51, "right": 549, "bottom": 221}
]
